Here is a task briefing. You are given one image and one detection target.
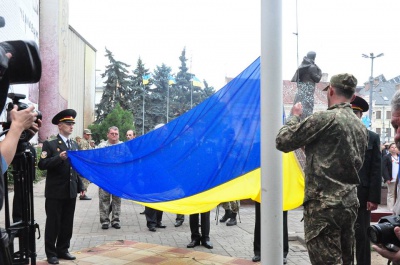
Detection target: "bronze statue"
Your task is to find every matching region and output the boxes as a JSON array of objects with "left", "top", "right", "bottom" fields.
[{"left": 291, "top": 51, "right": 322, "bottom": 119}]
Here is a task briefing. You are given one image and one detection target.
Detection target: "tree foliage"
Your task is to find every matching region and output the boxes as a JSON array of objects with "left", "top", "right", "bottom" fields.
[
  {"left": 95, "top": 48, "right": 132, "bottom": 123},
  {"left": 89, "top": 104, "right": 134, "bottom": 144},
  {"left": 94, "top": 47, "right": 216, "bottom": 137}
]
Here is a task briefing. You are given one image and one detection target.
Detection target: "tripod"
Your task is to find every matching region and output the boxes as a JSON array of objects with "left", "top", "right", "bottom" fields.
[{"left": 3, "top": 142, "right": 40, "bottom": 264}]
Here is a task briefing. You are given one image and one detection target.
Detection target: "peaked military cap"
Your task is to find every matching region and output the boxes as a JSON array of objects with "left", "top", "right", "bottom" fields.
[
  {"left": 52, "top": 109, "right": 76, "bottom": 125},
  {"left": 323, "top": 73, "right": 358, "bottom": 92},
  {"left": 350, "top": 95, "right": 369, "bottom": 112},
  {"left": 83, "top": 129, "right": 92, "bottom": 134}
]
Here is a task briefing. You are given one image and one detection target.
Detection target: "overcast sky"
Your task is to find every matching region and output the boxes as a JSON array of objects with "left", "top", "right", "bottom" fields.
[{"left": 69, "top": 0, "right": 400, "bottom": 89}]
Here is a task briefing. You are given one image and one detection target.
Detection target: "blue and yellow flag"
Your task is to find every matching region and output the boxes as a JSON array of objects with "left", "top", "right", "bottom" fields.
[
  {"left": 142, "top": 74, "right": 151, "bottom": 85},
  {"left": 191, "top": 75, "right": 203, "bottom": 88},
  {"left": 69, "top": 57, "right": 304, "bottom": 214},
  {"left": 168, "top": 75, "right": 176, "bottom": 85}
]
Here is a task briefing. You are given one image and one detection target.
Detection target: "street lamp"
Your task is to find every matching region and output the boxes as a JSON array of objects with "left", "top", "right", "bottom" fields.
[{"left": 362, "top": 52, "right": 384, "bottom": 128}]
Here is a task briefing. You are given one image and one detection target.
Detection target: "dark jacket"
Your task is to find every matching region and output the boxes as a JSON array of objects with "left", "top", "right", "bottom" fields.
[
  {"left": 382, "top": 153, "right": 397, "bottom": 183},
  {"left": 358, "top": 130, "right": 382, "bottom": 203},
  {"left": 38, "top": 135, "right": 83, "bottom": 199}
]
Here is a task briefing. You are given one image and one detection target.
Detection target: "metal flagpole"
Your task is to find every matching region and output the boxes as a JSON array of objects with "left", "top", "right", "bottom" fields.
[
  {"left": 167, "top": 84, "right": 170, "bottom": 123},
  {"left": 142, "top": 83, "right": 145, "bottom": 135},
  {"left": 261, "top": 0, "right": 283, "bottom": 264}
]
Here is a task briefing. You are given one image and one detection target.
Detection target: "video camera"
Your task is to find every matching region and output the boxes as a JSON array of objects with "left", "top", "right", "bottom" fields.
[
  {"left": 368, "top": 215, "right": 400, "bottom": 251},
  {"left": 2, "top": 93, "right": 42, "bottom": 143}
]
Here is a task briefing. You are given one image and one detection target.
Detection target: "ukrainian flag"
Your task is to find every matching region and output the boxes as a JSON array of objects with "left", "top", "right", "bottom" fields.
[
  {"left": 142, "top": 74, "right": 151, "bottom": 85},
  {"left": 68, "top": 57, "right": 304, "bottom": 214},
  {"left": 191, "top": 75, "right": 203, "bottom": 88},
  {"left": 168, "top": 75, "right": 176, "bottom": 85}
]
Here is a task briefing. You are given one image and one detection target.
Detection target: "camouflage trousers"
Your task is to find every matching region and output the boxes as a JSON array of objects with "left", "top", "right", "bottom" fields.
[
  {"left": 221, "top": 201, "right": 240, "bottom": 213},
  {"left": 99, "top": 188, "right": 121, "bottom": 225},
  {"left": 304, "top": 201, "right": 357, "bottom": 265}
]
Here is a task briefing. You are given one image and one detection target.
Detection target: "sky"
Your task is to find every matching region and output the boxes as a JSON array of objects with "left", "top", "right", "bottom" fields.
[{"left": 69, "top": 0, "right": 400, "bottom": 90}]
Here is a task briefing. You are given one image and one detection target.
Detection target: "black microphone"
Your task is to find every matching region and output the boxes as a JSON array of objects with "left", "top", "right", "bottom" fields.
[{"left": 0, "top": 17, "right": 5, "bottom": 28}]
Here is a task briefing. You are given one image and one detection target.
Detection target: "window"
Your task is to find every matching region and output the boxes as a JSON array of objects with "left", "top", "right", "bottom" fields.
[
  {"left": 387, "top": 110, "right": 392, "bottom": 119},
  {"left": 376, "top": 128, "right": 381, "bottom": 136},
  {"left": 376, "top": 111, "right": 382, "bottom": 119},
  {"left": 386, "top": 128, "right": 391, "bottom": 138}
]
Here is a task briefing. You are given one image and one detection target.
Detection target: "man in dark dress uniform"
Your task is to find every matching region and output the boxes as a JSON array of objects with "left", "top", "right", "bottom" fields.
[
  {"left": 351, "top": 96, "right": 382, "bottom": 265},
  {"left": 38, "top": 109, "right": 84, "bottom": 265}
]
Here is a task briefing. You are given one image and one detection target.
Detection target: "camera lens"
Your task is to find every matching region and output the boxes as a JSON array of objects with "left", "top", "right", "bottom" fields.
[{"left": 367, "top": 225, "right": 380, "bottom": 244}]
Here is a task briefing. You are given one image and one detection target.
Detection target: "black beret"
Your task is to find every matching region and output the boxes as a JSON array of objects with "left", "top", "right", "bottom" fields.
[
  {"left": 350, "top": 96, "right": 369, "bottom": 112},
  {"left": 52, "top": 109, "right": 76, "bottom": 125}
]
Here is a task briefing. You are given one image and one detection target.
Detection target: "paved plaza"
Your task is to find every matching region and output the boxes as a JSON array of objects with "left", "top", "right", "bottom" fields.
[{"left": 0, "top": 180, "right": 388, "bottom": 264}]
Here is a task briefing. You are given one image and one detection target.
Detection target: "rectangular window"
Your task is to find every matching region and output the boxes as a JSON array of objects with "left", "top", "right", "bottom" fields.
[
  {"left": 387, "top": 110, "right": 392, "bottom": 119},
  {"left": 376, "top": 111, "right": 382, "bottom": 119},
  {"left": 386, "top": 128, "right": 391, "bottom": 138},
  {"left": 376, "top": 128, "right": 381, "bottom": 135}
]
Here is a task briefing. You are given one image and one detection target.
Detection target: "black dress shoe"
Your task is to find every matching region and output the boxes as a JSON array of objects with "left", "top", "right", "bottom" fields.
[
  {"left": 47, "top": 256, "right": 59, "bottom": 264},
  {"left": 101, "top": 223, "right": 109, "bottom": 229},
  {"left": 156, "top": 224, "right": 166, "bottom": 228},
  {"left": 57, "top": 252, "right": 76, "bottom": 260},
  {"left": 201, "top": 241, "right": 213, "bottom": 249},
  {"left": 149, "top": 227, "right": 156, "bottom": 232},
  {"left": 252, "top": 255, "right": 261, "bottom": 262},
  {"left": 187, "top": 240, "right": 200, "bottom": 248},
  {"left": 140, "top": 211, "right": 145, "bottom": 214},
  {"left": 80, "top": 194, "right": 92, "bottom": 200},
  {"left": 112, "top": 223, "right": 121, "bottom": 229},
  {"left": 174, "top": 221, "right": 183, "bottom": 227}
]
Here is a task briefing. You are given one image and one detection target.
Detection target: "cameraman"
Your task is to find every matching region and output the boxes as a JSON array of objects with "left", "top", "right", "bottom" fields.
[
  {"left": 0, "top": 104, "right": 40, "bottom": 264},
  {"left": 373, "top": 90, "right": 400, "bottom": 264}
]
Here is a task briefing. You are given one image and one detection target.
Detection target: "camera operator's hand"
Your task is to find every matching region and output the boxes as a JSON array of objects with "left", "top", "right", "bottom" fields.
[
  {"left": 373, "top": 226, "right": 400, "bottom": 262},
  {"left": 0, "top": 105, "right": 40, "bottom": 165}
]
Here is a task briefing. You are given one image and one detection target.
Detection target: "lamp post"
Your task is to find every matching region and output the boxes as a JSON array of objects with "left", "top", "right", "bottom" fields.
[{"left": 362, "top": 52, "right": 384, "bottom": 129}]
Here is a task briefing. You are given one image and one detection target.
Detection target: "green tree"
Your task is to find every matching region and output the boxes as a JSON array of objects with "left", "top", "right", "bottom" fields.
[
  {"left": 95, "top": 48, "right": 132, "bottom": 123},
  {"left": 170, "top": 48, "right": 216, "bottom": 117},
  {"left": 148, "top": 63, "right": 173, "bottom": 129},
  {"left": 89, "top": 104, "right": 134, "bottom": 144},
  {"left": 130, "top": 57, "right": 151, "bottom": 136}
]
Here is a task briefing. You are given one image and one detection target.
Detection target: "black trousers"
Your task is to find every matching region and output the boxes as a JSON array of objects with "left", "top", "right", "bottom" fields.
[
  {"left": 176, "top": 214, "right": 185, "bottom": 221},
  {"left": 355, "top": 186, "right": 371, "bottom": 265},
  {"left": 44, "top": 198, "right": 76, "bottom": 258},
  {"left": 254, "top": 202, "right": 288, "bottom": 257},
  {"left": 189, "top": 212, "right": 210, "bottom": 242},
  {"left": 144, "top": 206, "right": 163, "bottom": 228}
]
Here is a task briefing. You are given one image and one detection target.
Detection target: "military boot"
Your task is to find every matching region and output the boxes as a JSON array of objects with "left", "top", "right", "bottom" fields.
[
  {"left": 219, "top": 209, "right": 231, "bottom": 222},
  {"left": 226, "top": 213, "right": 237, "bottom": 226}
]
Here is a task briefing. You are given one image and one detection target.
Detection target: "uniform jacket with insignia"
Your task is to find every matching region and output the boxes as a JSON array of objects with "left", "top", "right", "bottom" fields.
[
  {"left": 38, "top": 134, "right": 83, "bottom": 199},
  {"left": 276, "top": 103, "right": 368, "bottom": 208}
]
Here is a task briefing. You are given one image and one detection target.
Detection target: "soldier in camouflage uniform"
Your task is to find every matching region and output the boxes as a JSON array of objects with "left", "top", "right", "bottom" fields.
[
  {"left": 97, "top": 126, "right": 123, "bottom": 229},
  {"left": 373, "top": 90, "right": 400, "bottom": 265},
  {"left": 276, "top": 73, "right": 368, "bottom": 265},
  {"left": 77, "top": 128, "right": 93, "bottom": 200},
  {"left": 219, "top": 201, "right": 240, "bottom": 226}
]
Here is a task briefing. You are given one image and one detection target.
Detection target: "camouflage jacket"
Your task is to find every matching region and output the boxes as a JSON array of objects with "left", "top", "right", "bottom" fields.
[
  {"left": 276, "top": 102, "right": 368, "bottom": 208},
  {"left": 79, "top": 139, "right": 92, "bottom": 150}
]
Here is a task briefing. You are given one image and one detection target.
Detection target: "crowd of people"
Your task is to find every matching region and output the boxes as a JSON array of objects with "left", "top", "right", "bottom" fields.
[{"left": 4, "top": 62, "right": 400, "bottom": 264}]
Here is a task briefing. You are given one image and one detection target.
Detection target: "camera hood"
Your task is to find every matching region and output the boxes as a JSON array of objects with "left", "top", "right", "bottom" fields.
[
  {"left": 0, "top": 40, "right": 42, "bottom": 113},
  {"left": 0, "top": 40, "right": 41, "bottom": 84}
]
